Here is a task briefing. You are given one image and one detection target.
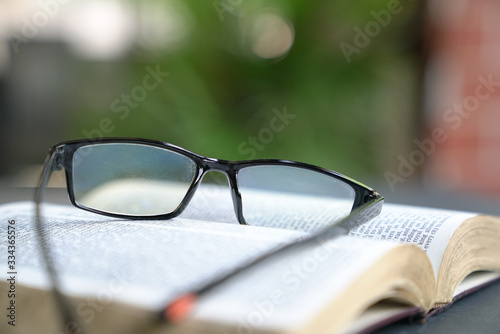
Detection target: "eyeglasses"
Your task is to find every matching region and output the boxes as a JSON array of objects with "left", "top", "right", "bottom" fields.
[
  {"left": 35, "top": 137, "right": 380, "bottom": 230},
  {"left": 34, "top": 137, "right": 383, "bottom": 333}
]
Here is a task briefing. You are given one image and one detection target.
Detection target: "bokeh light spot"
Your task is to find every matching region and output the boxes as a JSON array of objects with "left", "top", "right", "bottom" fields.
[{"left": 248, "top": 11, "right": 294, "bottom": 59}]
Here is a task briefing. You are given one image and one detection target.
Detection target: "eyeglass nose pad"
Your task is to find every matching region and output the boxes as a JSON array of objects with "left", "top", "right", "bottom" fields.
[{"left": 227, "top": 172, "right": 248, "bottom": 225}]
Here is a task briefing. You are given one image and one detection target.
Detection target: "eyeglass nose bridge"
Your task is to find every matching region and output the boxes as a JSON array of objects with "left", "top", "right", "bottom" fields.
[
  {"left": 200, "top": 157, "right": 231, "bottom": 172},
  {"left": 197, "top": 158, "right": 247, "bottom": 225}
]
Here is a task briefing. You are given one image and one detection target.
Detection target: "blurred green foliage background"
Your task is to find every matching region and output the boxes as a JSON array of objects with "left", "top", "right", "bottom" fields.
[{"left": 1, "top": 0, "right": 423, "bottom": 183}]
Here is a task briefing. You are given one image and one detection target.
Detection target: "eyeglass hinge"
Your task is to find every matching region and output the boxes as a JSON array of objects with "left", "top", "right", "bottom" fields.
[
  {"left": 367, "top": 191, "right": 381, "bottom": 200},
  {"left": 51, "top": 146, "right": 65, "bottom": 171}
]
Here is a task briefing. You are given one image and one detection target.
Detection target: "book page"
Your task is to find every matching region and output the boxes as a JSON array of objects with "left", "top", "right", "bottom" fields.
[
  {"left": 179, "top": 183, "right": 249, "bottom": 223},
  {"left": 79, "top": 181, "right": 351, "bottom": 232},
  {"left": 193, "top": 236, "right": 402, "bottom": 333},
  {"left": 182, "top": 184, "right": 352, "bottom": 232},
  {"left": 0, "top": 202, "right": 304, "bottom": 311},
  {"left": 453, "top": 271, "right": 500, "bottom": 297},
  {"left": 348, "top": 203, "right": 476, "bottom": 278}
]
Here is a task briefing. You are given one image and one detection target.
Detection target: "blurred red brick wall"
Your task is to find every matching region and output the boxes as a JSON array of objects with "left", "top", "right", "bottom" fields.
[{"left": 424, "top": 0, "right": 500, "bottom": 195}]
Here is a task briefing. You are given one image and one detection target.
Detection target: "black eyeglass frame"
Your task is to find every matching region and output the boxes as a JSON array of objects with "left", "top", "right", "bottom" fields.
[{"left": 41, "top": 137, "right": 380, "bottom": 224}]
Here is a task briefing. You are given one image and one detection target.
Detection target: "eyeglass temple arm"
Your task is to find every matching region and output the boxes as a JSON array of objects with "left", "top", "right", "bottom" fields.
[
  {"left": 35, "top": 147, "right": 88, "bottom": 334},
  {"left": 162, "top": 195, "right": 384, "bottom": 323}
]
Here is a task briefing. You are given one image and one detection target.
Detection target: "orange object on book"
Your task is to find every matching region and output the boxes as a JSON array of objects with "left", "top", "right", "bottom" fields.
[{"left": 163, "top": 293, "right": 198, "bottom": 324}]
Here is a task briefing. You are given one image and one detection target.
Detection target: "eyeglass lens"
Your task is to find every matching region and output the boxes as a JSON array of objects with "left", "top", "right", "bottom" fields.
[
  {"left": 72, "top": 143, "right": 197, "bottom": 216},
  {"left": 237, "top": 165, "right": 355, "bottom": 231}
]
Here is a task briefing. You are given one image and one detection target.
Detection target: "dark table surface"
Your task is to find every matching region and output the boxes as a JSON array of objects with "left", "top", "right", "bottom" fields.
[{"left": 1, "top": 185, "right": 500, "bottom": 334}]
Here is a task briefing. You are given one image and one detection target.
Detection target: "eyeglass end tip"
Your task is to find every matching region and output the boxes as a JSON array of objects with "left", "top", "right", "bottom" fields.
[{"left": 162, "top": 293, "right": 198, "bottom": 324}]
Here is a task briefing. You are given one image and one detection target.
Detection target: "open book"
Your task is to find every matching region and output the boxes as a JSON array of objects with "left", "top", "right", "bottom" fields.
[{"left": 1, "top": 186, "right": 500, "bottom": 334}]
